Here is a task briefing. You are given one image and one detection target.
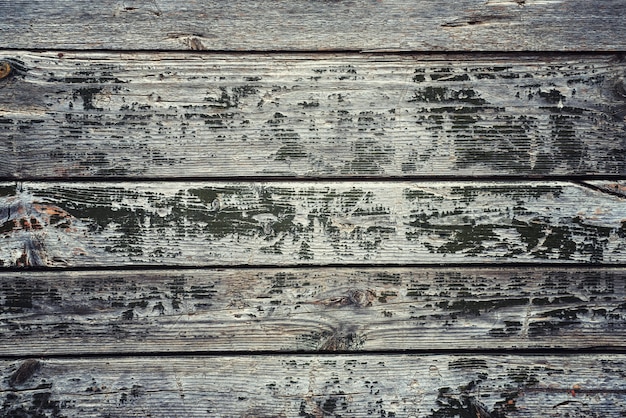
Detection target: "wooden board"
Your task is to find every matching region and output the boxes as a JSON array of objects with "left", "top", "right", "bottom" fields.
[
  {"left": 1, "top": 181, "right": 625, "bottom": 267},
  {"left": 1, "top": 267, "right": 624, "bottom": 355},
  {"left": 2, "top": 53, "right": 626, "bottom": 178},
  {"left": 2, "top": 1, "right": 626, "bottom": 51},
  {"left": 1, "top": 354, "right": 625, "bottom": 417}
]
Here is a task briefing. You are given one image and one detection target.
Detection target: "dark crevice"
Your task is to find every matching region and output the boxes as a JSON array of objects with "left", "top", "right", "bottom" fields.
[
  {"left": 1, "top": 347, "right": 626, "bottom": 361},
  {"left": 1, "top": 175, "right": 626, "bottom": 183},
  {"left": 1, "top": 262, "right": 625, "bottom": 273},
  {"left": 0, "top": 49, "right": 625, "bottom": 56},
  {"left": 574, "top": 180, "right": 626, "bottom": 199}
]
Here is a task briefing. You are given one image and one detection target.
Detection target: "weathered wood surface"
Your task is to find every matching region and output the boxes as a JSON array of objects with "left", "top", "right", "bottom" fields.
[
  {"left": 2, "top": 1, "right": 626, "bottom": 51},
  {"left": 0, "top": 268, "right": 624, "bottom": 355},
  {"left": 1, "top": 354, "right": 625, "bottom": 417},
  {"left": 2, "top": 2, "right": 626, "bottom": 415},
  {"left": 1, "top": 53, "right": 626, "bottom": 178},
  {"left": 1, "top": 181, "right": 625, "bottom": 267}
]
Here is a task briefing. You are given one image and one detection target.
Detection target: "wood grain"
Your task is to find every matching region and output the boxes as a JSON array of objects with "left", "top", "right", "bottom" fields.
[
  {"left": 1, "top": 354, "right": 625, "bottom": 417},
  {"left": 1, "top": 52, "right": 626, "bottom": 178},
  {"left": 1, "top": 181, "right": 625, "bottom": 267},
  {"left": 2, "top": 1, "right": 626, "bottom": 51},
  {"left": 0, "top": 267, "right": 624, "bottom": 355},
  {"left": 2, "top": 0, "right": 625, "bottom": 415}
]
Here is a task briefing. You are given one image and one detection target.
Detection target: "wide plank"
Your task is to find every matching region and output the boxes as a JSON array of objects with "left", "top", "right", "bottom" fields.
[
  {"left": 1, "top": 181, "right": 625, "bottom": 267},
  {"left": 1, "top": 53, "right": 626, "bottom": 178},
  {"left": 0, "top": 268, "right": 624, "bottom": 355},
  {"left": 1, "top": 1, "right": 626, "bottom": 51},
  {"left": 1, "top": 354, "right": 625, "bottom": 417}
]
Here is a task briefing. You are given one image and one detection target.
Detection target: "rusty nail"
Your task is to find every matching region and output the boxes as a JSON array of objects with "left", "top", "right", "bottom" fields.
[{"left": 0, "top": 61, "right": 11, "bottom": 79}]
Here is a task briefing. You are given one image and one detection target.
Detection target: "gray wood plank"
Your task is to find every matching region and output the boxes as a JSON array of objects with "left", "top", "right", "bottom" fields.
[
  {"left": 2, "top": 52, "right": 626, "bottom": 178},
  {"left": 1, "top": 354, "right": 625, "bottom": 417},
  {"left": 1, "top": 1, "right": 626, "bottom": 51},
  {"left": 1, "top": 268, "right": 624, "bottom": 355},
  {"left": 1, "top": 181, "right": 625, "bottom": 267}
]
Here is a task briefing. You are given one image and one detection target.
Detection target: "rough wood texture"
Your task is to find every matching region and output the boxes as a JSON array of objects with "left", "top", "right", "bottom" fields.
[
  {"left": 0, "top": 268, "right": 624, "bottom": 355},
  {"left": 2, "top": 1, "right": 626, "bottom": 51},
  {"left": 1, "top": 53, "right": 626, "bottom": 178},
  {"left": 2, "top": 2, "right": 626, "bottom": 415},
  {"left": 1, "top": 355, "right": 625, "bottom": 417},
  {"left": 1, "top": 181, "right": 625, "bottom": 267}
]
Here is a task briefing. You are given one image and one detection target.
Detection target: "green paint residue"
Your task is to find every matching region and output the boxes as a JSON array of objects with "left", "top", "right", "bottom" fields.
[
  {"left": 409, "top": 87, "right": 487, "bottom": 105},
  {"left": 439, "top": 298, "right": 529, "bottom": 316},
  {"left": 186, "top": 186, "right": 298, "bottom": 240}
]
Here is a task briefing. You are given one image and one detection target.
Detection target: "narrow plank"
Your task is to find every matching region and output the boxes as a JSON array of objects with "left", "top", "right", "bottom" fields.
[
  {"left": 1, "top": 1, "right": 626, "bottom": 51},
  {"left": 0, "top": 268, "right": 624, "bottom": 355},
  {"left": 1, "top": 354, "right": 625, "bottom": 417},
  {"left": 1, "top": 181, "right": 625, "bottom": 267},
  {"left": 2, "top": 52, "right": 626, "bottom": 178}
]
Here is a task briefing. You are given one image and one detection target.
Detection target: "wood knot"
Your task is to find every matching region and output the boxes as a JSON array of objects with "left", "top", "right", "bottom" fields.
[
  {"left": 320, "top": 331, "right": 365, "bottom": 351},
  {"left": 314, "top": 289, "right": 376, "bottom": 308},
  {"left": 0, "top": 61, "right": 11, "bottom": 79}
]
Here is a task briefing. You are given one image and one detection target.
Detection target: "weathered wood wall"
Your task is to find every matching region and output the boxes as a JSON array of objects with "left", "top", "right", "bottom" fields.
[{"left": 1, "top": 1, "right": 626, "bottom": 417}]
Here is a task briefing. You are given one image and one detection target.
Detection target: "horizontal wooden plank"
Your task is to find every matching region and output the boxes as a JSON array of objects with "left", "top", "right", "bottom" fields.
[
  {"left": 1, "top": 268, "right": 624, "bottom": 355},
  {"left": 1, "top": 181, "right": 625, "bottom": 267},
  {"left": 1, "top": 52, "right": 626, "bottom": 178},
  {"left": 1, "top": 354, "right": 625, "bottom": 417},
  {"left": 2, "top": 1, "right": 626, "bottom": 51}
]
